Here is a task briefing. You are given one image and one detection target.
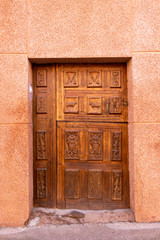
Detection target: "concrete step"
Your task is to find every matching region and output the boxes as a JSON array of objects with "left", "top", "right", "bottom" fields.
[{"left": 27, "top": 208, "right": 135, "bottom": 226}]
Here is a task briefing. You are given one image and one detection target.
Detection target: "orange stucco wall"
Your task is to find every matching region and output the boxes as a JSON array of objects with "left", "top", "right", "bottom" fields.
[{"left": 0, "top": 0, "right": 160, "bottom": 226}]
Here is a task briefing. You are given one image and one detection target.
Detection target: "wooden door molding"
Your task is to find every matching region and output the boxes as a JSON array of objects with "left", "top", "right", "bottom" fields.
[
  {"left": 33, "top": 63, "right": 129, "bottom": 210},
  {"left": 57, "top": 64, "right": 128, "bottom": 122},
  {"left": 57, "top": 122, "right": 129, "bottom": 209},
  {"left": 33, "top": 65, "right": 56, "bottom": 208}
]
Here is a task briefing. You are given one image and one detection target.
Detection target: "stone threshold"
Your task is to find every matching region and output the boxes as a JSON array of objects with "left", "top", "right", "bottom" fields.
[{"left": 26, "top": 208, "right": 135, "bottom": 226}]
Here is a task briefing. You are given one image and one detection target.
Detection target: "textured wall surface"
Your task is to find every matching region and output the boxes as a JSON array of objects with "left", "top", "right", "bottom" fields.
[
  {"left": 0, "top": 0, "right": 160, "bottom": 226},
  {"left": 129, "top": 123, "right": 160, "bottom": 222},
  {"left": 0, "top": 0, "right": 27, "bottom": 53},
  {"left": 0, "top": 55, "right": 33, "bottom": 226},
  {"left": 133, "top": 0, "right": 160, "bottom": 51},
  {"left": 0, "top": 124, "right": 32, "bottom": 226},
  {"left": 28, "top": 0, "right": 132, "bottom": 58},
  {"left": 128, "top": 52, "right": 160, "bottom": 222}
]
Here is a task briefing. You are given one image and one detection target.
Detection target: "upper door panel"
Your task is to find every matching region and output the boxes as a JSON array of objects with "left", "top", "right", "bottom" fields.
[{"left": 57, "top": 64, "right": 128, "bottom": 122}]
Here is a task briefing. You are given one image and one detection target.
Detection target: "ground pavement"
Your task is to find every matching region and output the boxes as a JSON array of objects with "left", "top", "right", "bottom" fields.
[
  {"left": 1, "top": 209, "right": 160, "bottom": 240},
  {"left": 1, "top": 222, "right": 160, "bottom": 240}
]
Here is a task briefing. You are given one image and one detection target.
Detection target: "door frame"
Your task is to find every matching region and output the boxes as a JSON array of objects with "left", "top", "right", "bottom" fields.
[{"left": 33, "top": 63, "right": 129, "bottom": 209}]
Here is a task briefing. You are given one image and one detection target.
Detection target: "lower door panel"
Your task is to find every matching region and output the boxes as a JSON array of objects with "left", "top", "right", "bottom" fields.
[{"left": 57, "top": 122, "right": 129, "bottom": 210}]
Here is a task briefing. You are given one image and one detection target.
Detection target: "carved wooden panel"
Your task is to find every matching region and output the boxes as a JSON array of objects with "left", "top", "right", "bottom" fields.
[
  {"left": 64, "top": 71, "right": 78, "bottom": 87},
  {"left": 88, "top": 132, "right": 103, "bottom": 160},
  {"left": 110, "top": 71, "right": 121, "bottom": 88},
  {"left": 88, "top": 171, "right": 103, "bottom": 199},
  {"left": 111, "top": 132, "right": 121, "bottom": 161},
  {"left": 88, "top": 97, "right": 102, "bottom": 115},
  {"left": 37, "top": 69, "right": 47, "bottom": 87},
  {"left": 37, "top": 130, "right": 47, "bottom": 160},
  {"left": 65, "top": 170, "right": 80, "bottom": 198},
  {"left": 65, "top": 131, "right": 79, "bottom": 159},
  {"left": 37, "top": 168, "right": 47, "bottom": 199},
  {"left": 87, "top": 71, "right": 102, "bottom": 87},
  {"left": 57, "top": 121, "right": 129, "bottom": 209},
  {"left": 57, "top": 64, "right": 128, "bottom": 122},
  {"left": 64, "top": 97, "right": 79, "bottom": 113},
  {"left": 112, "top": 170, "right": 122, "bottom": 200},
  {"left": 34, "top": 65, "right": 56, "bottom": 208},
  {"left": 109, "top": 97, "right": 122, "bottom": 114},
  {"left": 37, "top": 96, "right": 47, "bottom": 113},
  {"left": 34, "top": 64, "right": 129, "bottom": 209}
]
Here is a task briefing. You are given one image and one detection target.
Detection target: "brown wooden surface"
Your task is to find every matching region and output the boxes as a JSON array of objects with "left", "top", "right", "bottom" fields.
[
  {"left": 57, "top": 122, "right": 129, "bottom": 209},
  {"left": 57, "top": 64, "right": 128, "bottom": 123},
  {"left": 33, "top": 63, "right": 129, "bottom": 209},
  {"left": 33, "top": 65, "right": 56, "bottom": 208}
]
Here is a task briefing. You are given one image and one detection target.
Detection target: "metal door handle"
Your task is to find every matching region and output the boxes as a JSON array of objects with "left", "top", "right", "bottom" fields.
[{"left": 122, "top": 98, "right": 128, "bottom": 106}]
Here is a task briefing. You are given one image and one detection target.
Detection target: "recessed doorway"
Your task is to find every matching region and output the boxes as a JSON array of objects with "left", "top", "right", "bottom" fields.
[{"left": 33, "top": 64, "right": 129, "bottom": 209}]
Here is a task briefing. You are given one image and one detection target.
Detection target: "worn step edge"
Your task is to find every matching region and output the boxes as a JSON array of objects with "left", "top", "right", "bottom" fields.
[{"left": 26, "top": 208, "right": 135, "bottom": 226}]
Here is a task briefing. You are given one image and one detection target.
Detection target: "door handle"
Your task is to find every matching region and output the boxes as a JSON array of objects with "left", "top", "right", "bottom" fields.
[{"left": 122, "top": 98, "right": 128, "bottom": 106}]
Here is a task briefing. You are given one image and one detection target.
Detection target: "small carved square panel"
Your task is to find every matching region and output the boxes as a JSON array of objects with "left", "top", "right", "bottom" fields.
[
  {"left": 88, "top": 97, "right": 102, "bottom": 115},
  {"left": 111, "top": 132, "right": 121, "bottom": 161},
  {"left": 37, "top": 69, "right": 47, "bottom": 87},
  {"left": 109, "top": 97, "right": 122, "bottom": 114},
  {"left": 64, "top": 97, "right": 79, "bottom": 114},
  {"left": 37, "top": 130, "right": 47, "bottom": 159},
  {"left": 37, "top": 96, "right": 47, "bottom": 114},
  {"left": 87, "top": 71, "right": 102, "bottom": 87},
  {"left": 64, "top": 71, "right": 78, "bottom": 87},
  {"left": 65, "top": 170, "right": 80, "bottom": 199},
  {"left": 88, "top": 132, "right": 103, "bottom": 160},
  {"left": 65, "top": 131, "right": 80, "bottom": 160},
  {"left": 110, "top": 71, "right": 121, "bottom": 88},
  {"left": 111, "top": 170, "right": 122, "bottom": 201},
  {"left": 37, "top": 168, "right": 47, "bottom": 199}
]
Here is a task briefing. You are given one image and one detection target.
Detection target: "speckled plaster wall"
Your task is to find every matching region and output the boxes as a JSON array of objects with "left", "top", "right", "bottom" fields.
[{"left": 0, "top": 0, "right": 160, "bottom": 226}]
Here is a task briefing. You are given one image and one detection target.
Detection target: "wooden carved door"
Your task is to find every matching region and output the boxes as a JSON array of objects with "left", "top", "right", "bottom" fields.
[{"left": 33, "top": 64, "right": 129, "bottom": 209}]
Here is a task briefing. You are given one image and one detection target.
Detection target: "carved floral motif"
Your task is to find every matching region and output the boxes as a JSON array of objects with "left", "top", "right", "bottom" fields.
[
  {"left": 37, "top": 169, "right": 46, "bottom": 199},
  {"left": 37, "top": 131, "right": 47, "bottom": 159},
  {"left": 65, "top": 131, "right": 79, "bottom": 159},
  {"left": 64, "top": 72, "right": 78, "bottom": 87},
  {"left": 111, "top": 71, "right": 121, "bottom": 88},
  {"left": 109, "top": 97, "right": 122, "bottom": 114},
  {"left": 87, "top": 71, "right": 102, "bottom": 87},
  {"left": 37, "top": 96, "right": 47, "bottom": 113},
  {"left": 111, "top": 132, "right": 121, "bottom": 161},
  {"left": 88, "top": 132, "right": 102, "bottom": 160},
  {"left": 112, "top": 171, "right": 122, "bottom": 200},
  {"left": 37, "top": 70, "right": 47, "bottom": 87}
]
